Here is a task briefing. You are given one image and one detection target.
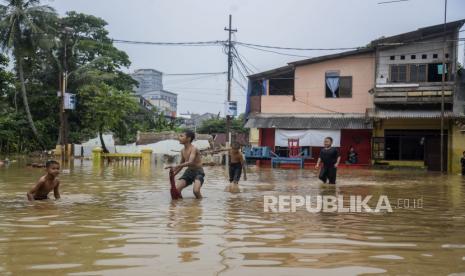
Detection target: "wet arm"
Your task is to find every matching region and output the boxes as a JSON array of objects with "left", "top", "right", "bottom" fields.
[
  {"left": 316, "top": 158, "right": 322, "bottom": 168},
  {"left": 27, "top": 181, "right": 43, "bottom": 201},
  {"left": 53, "top": 181, "right": 60, "bottom": 200},
  {"left": 172, "top": 155, "right": 185, "bottom": 175},
  {"left": 335, "top": 155, "right": 341, "bottom": 167}
]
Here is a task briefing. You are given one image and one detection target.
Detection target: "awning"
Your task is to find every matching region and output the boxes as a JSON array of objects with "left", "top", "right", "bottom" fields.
[
  {"left": 369, "top": 109, "right": 463, "bottom": 119},
  {"left": 245, "top": 113, "right": 372, "bottom": 129}
]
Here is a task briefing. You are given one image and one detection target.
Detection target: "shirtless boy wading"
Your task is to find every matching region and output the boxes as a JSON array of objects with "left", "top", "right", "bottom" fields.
[
  {"left": 27, "top": 160, "right": 61, "bottom": 201},
  {"left": 165, "top": 130, "right": 205, "bottom": 199}
]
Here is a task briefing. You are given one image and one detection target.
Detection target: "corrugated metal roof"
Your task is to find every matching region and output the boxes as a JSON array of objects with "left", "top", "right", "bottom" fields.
[
  {"left": 371, "top": 19, "right": 465, "bottom": 46},
  {"left": 370, "top": 109, "right": 462, "bottom": 119},
  {"left": 288, "top": 48, "right": 374, "bottom": 67},
  {"left": 245, "top": 113, "right": 372, "bottom": 129}
]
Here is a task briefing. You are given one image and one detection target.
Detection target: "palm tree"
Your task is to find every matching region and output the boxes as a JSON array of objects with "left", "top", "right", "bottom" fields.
[{"left": 0, "top": 0, "right": 57, "bottom": 149}]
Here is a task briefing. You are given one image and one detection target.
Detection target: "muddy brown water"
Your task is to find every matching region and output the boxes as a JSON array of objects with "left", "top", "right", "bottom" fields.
[{"left": 0, "top": 160, "right": 465, "bottom": 275}]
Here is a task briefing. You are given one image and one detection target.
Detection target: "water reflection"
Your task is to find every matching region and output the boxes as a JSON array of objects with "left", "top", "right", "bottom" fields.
[{"left": 0, "top": 160, "right": 464, "bottom": 275}]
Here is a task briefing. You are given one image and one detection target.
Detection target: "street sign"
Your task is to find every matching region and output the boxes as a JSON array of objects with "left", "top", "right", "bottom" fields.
[
  {"left": 225, "top": 101, "right": 237, "bottom": 117},
  {"left": 64, "top": 93, "right": 76, "bottom": 110}
]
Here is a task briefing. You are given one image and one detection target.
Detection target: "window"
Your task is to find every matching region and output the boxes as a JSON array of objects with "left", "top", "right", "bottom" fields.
[
  {"left": 411, "top": 55, "right": 416, "bottom": 60},
  {"left": 389, "top": 64, "right": 429, "bottom": 83},
  {"left": 421, "top": 54, "right": 427, "bottom": 59},
  {"left": 398, "top": 65, "right": 407, "bottom": 82},
  {"left": 339, "top": 76, "right": 353, "bottom": 98},
  {"left": 433, "top": 53, "right": 438, "bottom": 59},
  {"left": 251, "top": 79, "right": 266, "bottom": 96},
  {"left": 418, "top": 64, "right": 427, "bottom": 82},
  {"left": 324, "top": 71, "right": 352, "bottom": 98},
  {"left": 445, "top": 53, "right": 449, "bottom": 59},
  {"left": 325, "top": 74, "right": 352, "bottom": 98},
  {"left": 427, "top": 63, "right": 449, "bottom": 82},
  {"left": 325, "top": 71, "right": 339, "bottom": 98},
  {"left": 400, "top": 55, "right": 405, "bottom": 60},
  {"left": 390, "top": 56, "right": 395, "bottom": 60},
  {"left": 390, "top": 64, "right": 407, "bottom": 82},
  {"left": 268, "top": 71, "right": 294, "bottom": 95},
  {"left": 409, "top": 64, "right": 418, "bottom": 82},
  {"left": 390, "top": 65, "right": 399, "bottom": 82}
]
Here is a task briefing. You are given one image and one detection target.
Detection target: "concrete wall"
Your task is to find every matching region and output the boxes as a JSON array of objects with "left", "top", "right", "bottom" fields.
[
  {"left": 450, "top": 124, "right": 465, "bottom": 174},
  {"left": 260, "top": 53, "right": 375, "bottom": 114},
  {"left": 376, "top": 34, "right": 456, "bottom": 85}
]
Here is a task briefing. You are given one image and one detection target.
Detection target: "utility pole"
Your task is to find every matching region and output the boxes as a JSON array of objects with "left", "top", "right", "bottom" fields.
[
  {"left": 224, "top": 14, "right": 237, "bottom": 144},
  {"left": 440, "top": 0, "right": 447, "bottom": 173},
  {"left": 60, "top": 27, "right": 73, "bottom": 163},
  {"left": 60, "top": 37, "right": 67, "bottom": 163}
]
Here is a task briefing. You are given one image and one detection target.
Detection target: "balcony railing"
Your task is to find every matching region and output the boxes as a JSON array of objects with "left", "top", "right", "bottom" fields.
[{"left": 373, "top": 82, "right": 454, "bottom": 105}]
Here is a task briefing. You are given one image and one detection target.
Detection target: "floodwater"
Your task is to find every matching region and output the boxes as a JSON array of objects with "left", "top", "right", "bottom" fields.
[{"left": 0, "top": 160, "right": 465, "bottom": 276}]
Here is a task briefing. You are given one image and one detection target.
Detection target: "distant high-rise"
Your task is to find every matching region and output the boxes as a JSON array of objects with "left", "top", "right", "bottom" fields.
[
  {"left": 131, "top": 69, "right": 163, "bottom": 95},
  {"left": 131, "top": 69, "right": 177, "bottom": 118}
]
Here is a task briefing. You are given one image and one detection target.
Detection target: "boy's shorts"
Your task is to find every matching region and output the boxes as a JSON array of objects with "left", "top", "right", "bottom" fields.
[
  {"left": 229, "top": 163, "right": 242, "bottom": 182},
  {"left": 179, "top": 167, "right": 205, "bottom": 186}
]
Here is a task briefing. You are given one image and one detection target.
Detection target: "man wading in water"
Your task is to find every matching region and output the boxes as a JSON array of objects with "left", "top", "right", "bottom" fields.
[
  {"left": 315, "top": 137, "right": 341, "bottom": 185},
  {"left": 165, "top": 130, "right": 205, "bottom": 199}
]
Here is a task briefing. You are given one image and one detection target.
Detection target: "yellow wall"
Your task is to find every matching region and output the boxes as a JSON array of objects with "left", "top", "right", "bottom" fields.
[
  {"left": 373, "top": 118, "right": 453, "bottom": 171},
  {"left": 373, "top": 119, "right": 445, "bottom": 138},
  {"left": 450, "top": 124, "right": 465, "bottom": 174},
  {"left": 249, "top": 128, "right": 260, "bottom": 146}
]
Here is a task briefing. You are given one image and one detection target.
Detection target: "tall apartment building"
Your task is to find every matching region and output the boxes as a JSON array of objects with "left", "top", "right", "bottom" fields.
[{"left": 131, "top": 69, "right": 178, "bottom": 118}]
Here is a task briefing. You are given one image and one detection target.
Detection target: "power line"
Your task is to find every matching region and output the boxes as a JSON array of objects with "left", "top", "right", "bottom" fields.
[
  {"left": 233, "top": 46, "right": 260, "bottom": 72},
  {"left": 164, "top": 72, "right": 226, "bottom": 76},
  {"left": 235, "top": 41, "right": 362, "bottom": 51},
  {"left": 233, "top": 77, "right": 247, "bottom": 92},
  {"left": 163, "top": 74, "right": 224, "bottom": 85},
  {"left": 232, "top": 46, "right": 255, "bottom": 74},
  {"left": 112, "top": 39, "right": 225, "bottom": 46},
  {"left": 238, "top": 44, "right": 312, "bottom": 58}
]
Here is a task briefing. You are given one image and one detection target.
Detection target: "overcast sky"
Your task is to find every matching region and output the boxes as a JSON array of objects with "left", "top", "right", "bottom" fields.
[{"left": 48, "top": 0, "right": 465, "bottom": 115}]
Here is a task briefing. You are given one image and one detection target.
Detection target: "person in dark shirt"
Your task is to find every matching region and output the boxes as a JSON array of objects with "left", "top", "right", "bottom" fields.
[
  {"left": 315, "top": 137, "right": 341, "bottom": 184},
  {"left": 346, "top": 146, "right": 358, "bottom": 165},
  {"left": 461, "top": 151, "right": 465, "bottom": 175}
]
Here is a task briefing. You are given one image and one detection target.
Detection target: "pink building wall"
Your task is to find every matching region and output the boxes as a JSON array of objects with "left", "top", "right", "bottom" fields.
[{"left": 261, "top": 53, "right": 375, "bottom": 114}]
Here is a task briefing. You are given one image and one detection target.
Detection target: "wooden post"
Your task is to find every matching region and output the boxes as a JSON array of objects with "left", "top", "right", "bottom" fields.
[{"left": 141, "top": 149, "right": 153, "bottom": 164}]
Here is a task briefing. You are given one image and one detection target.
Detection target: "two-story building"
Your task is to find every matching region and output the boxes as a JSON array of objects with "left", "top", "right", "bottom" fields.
[
  {"left": 246, "top": 48, "right": 375, "bottom": 166},
  {"left": 369, "top": 20, "right": 465, "bottom": 172},
  {"left": 246, "top": 20, "right": 465, "bottom": 172}
]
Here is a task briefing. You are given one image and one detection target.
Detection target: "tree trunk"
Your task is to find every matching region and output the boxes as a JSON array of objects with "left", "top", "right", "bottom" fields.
[
  {"left": 99, "top": 127, "right": 109, "bottom": 153},
  {"left": 17, "top": 57, "right": 44, "bottom": 150}
]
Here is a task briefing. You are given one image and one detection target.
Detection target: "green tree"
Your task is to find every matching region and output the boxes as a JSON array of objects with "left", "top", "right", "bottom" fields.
[
  {"left": 197, "top": 115, "right": 248, "bottom": 135},
  {"left": 0, "top": 0, "right": 57, "bottom": 149},
  {"left": 78, "top": 83, "right": 138, "bottom": 152}
]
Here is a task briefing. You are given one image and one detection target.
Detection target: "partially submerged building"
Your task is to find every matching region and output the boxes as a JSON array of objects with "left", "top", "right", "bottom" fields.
[
  {"left": 246, "top": 48, "right": 375, "bottom": 166},
  {"left": 370, "top": 20, "right": 465, "bottom": 172},
  {"left": 246, "top": 20, "right": 465, "bottom": 172}
]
